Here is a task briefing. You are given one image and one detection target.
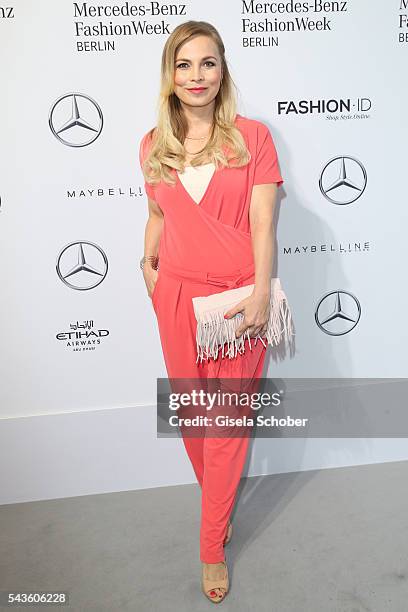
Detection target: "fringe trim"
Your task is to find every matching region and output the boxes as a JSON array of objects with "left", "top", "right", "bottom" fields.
[{"left": 195, "top": 288, "right": 295, "bottom": 363}]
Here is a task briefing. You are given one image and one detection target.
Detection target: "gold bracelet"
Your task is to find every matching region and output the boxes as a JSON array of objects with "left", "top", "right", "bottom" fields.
[{"left": 140, "top": 255, "right": 159, "bottom": 271}]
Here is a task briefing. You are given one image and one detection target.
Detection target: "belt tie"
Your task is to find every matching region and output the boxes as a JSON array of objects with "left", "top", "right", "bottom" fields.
[
  {"left": 205, "top": 271, "right": 249, "bottom": 289},
  {"left": 158, "top": 260, "right": 255, "bottom": 288}
]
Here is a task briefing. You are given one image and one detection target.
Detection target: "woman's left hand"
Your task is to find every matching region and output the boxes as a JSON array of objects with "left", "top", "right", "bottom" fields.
[{"left": 224, "top": 292, "right": 270, "bottom": 339}]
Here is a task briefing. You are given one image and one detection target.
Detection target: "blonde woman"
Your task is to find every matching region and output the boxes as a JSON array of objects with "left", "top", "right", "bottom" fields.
[{"left": 139, "top": 20, "right": 284, "bottom": 603}]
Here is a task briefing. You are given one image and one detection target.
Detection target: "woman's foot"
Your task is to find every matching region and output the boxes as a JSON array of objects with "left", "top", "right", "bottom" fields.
[
  {"left": 202, "top": 560, "right": 229, "bottom": 603},
  {"left": 223, "top": 521, "right": 233, "bottom": 546}
]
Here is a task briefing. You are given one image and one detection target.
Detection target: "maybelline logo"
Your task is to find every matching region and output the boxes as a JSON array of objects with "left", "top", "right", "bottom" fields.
[
  {"left": 56, "top": 319, "right": 109, "bottom": 351},
  {"left": 315, "top": 290, "right": 361, "bottom": 336},
  {"left": 0, "top": 6, "right": 14, "bottom": 18},
  {"left": 66, "top": 186, "right": 143, "bottom": 198},
  {"left": 277, "top": 98, "right": 371, "bottom": 115},
  {"left": 283, "top": 242, "right": 370, "bottom": 255}
]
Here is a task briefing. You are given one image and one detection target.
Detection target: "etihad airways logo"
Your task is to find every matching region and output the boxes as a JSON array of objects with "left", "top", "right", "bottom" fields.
[{"left": 56, "top": 319, "right": 110, "bottom": 352}]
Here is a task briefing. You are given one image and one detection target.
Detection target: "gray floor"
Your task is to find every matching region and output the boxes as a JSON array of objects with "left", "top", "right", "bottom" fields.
[{"left": 1, "top": 460, "right": 408, "bottom": 612}]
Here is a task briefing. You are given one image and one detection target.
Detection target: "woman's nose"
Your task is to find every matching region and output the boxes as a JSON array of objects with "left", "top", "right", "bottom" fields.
[{"left": 191, "top": 65, "right": 203, "bottom": 81}]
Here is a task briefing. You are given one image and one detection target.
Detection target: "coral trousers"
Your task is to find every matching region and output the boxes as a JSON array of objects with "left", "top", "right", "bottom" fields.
[{"left": 152, "top": 262, "right": 267, "bottom": 563}]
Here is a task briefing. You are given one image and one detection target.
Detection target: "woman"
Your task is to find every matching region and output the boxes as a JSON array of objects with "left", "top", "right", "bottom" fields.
[{"left": 139, "top": 20, "right": 284, "bottom": 603}]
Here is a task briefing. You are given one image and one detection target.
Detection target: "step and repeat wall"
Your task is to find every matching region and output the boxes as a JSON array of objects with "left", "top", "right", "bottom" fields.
[{"left": 1, "top": 1, "right": 406, "bottom": 418}]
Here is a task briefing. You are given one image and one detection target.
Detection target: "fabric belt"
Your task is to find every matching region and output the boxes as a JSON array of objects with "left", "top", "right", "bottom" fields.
[{"left": 158, "top": 260, "right": 255, "bottom": 289}]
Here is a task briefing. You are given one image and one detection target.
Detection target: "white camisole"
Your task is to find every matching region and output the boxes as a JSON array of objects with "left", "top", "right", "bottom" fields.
[{"left": 177, "top": 162, "right": 215, "bottom": 204}]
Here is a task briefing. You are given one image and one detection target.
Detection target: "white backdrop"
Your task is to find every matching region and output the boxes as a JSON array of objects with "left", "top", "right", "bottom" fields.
[{"left": 1, "top": 1, "right": 407, "bottom": 502}]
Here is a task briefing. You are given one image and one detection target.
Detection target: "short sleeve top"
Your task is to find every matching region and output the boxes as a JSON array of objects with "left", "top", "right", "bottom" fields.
[
  {"left": 139, "top": 114, "right": 283, "bottom": 207},
  {"left": 138, "top": 114, "right": 284, "bottom": 270}
]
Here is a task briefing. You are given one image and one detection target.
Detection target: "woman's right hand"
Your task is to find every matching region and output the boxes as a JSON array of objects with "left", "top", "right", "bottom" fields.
[{"left": 143, "top": 266, "right": 159, "bottom": 299}]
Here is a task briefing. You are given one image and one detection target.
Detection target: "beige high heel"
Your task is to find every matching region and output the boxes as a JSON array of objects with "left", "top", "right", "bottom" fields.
[
  {"left": 223, "top": 521, "right": 233, "bottom": 546},
  {"left": 202, "top": 560, "right": 229, "bottom": 603}
]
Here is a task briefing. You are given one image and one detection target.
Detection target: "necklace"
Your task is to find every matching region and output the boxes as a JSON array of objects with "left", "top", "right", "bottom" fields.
[
  {"left": 184, "top": 144, "right": 208, "bottom": 155},
  {"left": 185, "top": 121, "right": 214, "bottom": 141},
  {"left": 184, "top": 121, "right": 213, "bottom": 154}
]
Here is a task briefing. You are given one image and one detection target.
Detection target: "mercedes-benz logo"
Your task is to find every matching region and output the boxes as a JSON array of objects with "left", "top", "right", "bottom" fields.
[
  {"left": 319, "top": 156, "right": 367, "bottom": 205},
  {"left": 315, "top": 290, "right": 361, "bottom": 335},
  {"left": 56, "top": 241, "right": 108, "bottom": 290},
  {"left": 49, "top": 93, "right": 103, "bottom": 147}
]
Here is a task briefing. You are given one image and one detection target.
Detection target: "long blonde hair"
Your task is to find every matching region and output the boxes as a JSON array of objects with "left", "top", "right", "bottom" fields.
[{"left": 141, "top": 20, "right": 251, "bottom": 189}]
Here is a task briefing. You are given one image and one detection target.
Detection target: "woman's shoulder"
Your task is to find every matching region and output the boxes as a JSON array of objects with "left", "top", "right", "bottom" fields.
[
  {"left": 140, "top": 126, "right": 157, "bottom": 147},
  {"left": 234, "top": 114, "right": 272, "bottom": 151},
  {"left": 235, "top": 113, "right": 270, "bottom": 132},
  {"left": 139, "top": 127, "right": 157, "bottom": 162},
  {"left": 235, "top": 115, "right": 273, "bottom": 152}
]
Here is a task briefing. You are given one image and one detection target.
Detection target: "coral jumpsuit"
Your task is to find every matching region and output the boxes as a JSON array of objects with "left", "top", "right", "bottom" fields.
[{"left": 139, "top": 114, "right": 284, "bottom": 563}]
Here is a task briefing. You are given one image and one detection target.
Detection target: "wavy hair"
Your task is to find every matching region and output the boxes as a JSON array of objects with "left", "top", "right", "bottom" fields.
[{"left": 141, "top": 20, "right": 251, "bottom": 189}]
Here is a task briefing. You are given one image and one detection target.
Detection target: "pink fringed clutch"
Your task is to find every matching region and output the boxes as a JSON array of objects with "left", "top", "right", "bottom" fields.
[{"left": 192, "top": 278, "right": 295, "bottom": 363}]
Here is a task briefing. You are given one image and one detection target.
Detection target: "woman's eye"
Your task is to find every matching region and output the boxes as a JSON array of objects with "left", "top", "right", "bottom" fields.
[{"left": 176, "top": 61, "right": 216, "bottom": 69}]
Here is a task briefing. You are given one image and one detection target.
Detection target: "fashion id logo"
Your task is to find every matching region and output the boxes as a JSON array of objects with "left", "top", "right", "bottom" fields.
[{"left": 277, "top": 97, "right": 372, "bottom": 119}]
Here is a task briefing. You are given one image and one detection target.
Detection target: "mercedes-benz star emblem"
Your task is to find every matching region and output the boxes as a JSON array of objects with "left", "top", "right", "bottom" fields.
[
  {"left": 49, "top": 93, "right": 103, "bottom": 147},
  {"left": 315, "top": 290, "right": 361, "bottom": 335},
  {"left": 319, "top": 156, "right": 367, "bottom": 205},
  {"left": 56, "top": 241, "right": 108, "bottom": 290}
]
